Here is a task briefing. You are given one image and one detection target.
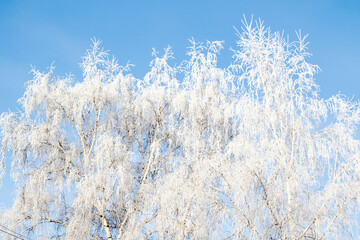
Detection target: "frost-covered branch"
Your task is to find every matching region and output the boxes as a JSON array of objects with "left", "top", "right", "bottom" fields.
[{"left": 1, "top": 19, "right": 360, "bottom": 239}]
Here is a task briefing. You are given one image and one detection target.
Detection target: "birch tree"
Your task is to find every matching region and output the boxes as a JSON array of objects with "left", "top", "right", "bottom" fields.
[{"left": 1, "top": 19, "right": 360, "bottom": 239}]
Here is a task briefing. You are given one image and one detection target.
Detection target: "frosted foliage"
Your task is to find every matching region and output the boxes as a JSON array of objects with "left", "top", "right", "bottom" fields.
[{"left": 1, "top": 20, "right": 360, "bottom": 240}]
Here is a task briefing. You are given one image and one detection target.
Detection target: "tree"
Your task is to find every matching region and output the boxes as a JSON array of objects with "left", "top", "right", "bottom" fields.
[{"left": 1, "top": 19, "right": 360, "bottom": 239}]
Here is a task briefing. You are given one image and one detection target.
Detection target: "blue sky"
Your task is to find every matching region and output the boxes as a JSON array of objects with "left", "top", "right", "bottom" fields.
[{"left": 0, "top": 0, "right": 360, "bottom": 208}]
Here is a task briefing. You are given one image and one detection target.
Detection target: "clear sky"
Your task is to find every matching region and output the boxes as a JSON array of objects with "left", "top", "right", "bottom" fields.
[{"left": 0, "top": 0, "right": 360, "bottom": 208}]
